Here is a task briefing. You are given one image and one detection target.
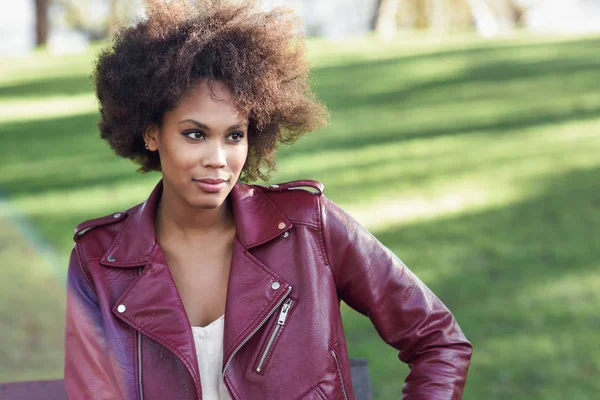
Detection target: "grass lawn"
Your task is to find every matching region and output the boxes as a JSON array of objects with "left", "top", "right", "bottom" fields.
[{"left": 1, "top": 32, "right": 599, "bottom": 399}]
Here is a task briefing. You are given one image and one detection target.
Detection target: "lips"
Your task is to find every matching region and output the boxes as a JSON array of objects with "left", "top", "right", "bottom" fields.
[
  {"left": 193, "top": 178, "right": 228, "bottom": 193},
  {"left": 196, "top": 178, "right": 227, "bottom": 184}
]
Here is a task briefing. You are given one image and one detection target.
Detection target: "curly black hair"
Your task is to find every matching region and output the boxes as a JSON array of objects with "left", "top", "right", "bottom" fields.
[{"left": 93, "top": 0, "right": 328, "bottom": 181}]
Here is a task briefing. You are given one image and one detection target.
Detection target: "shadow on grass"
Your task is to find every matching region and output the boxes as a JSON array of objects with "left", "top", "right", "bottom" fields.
[
  {"left": 314, "top": 35, "right": 600, "bottom": 97},
  {"left": 0, "top": 112, "right": 146, "bottom": 197},
  {"left": 356, "top": 57, "right": 600, "bottom": 109},
  {"left": 285, "top": 100, "right": 600, "bottom": 161},
  {"left": 0, "top": 74, "right": 94, "bottom": 99},
  {"left": 342, "top": 165, "right": 600, "bottom": 399},
  {"left": 286, "top": 35, "right": 600, "bottom": 155}
]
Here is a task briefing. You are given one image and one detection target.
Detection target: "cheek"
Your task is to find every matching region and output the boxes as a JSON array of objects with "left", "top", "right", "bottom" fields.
[
  {"left": 231, "top": 144, "right": 248, "bottom": 171},
  {"left": 162, "top": 142, "right": 197, "bottom": 171}
]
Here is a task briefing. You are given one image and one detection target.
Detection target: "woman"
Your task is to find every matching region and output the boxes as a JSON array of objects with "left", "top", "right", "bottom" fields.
[{"left": 64, "top": 1, "right": 472, "bottom": 399}]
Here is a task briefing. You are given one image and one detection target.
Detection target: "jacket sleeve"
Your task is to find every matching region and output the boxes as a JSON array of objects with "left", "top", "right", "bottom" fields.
[
  {"left": 318, "top": 196, "right": 472, "bottom": 400},
  {"left": 64, "top": 245, "right": 120, "bottom": 400}
]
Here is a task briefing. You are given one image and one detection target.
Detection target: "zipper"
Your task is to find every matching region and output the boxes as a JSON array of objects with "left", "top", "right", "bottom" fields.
[
  {"left": 222, "top": 286, "right": 292, "bottom": 399},
  {"left": 331, "top": 348, "right": 348, "bottom": 400},
  {"left": 136, "top": 266, "right": 144, "bottom": 400},
  {"left": 255, "top": 298, "right": 293, "bottom": 372}
]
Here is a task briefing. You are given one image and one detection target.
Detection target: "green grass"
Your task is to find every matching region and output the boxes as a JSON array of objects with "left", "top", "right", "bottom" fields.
[
  {"left": 1, "top": 33, "right": 599, "bottom": 399},
  {"left": 0, "top": 208, "right": 66, "bottom": 382}
]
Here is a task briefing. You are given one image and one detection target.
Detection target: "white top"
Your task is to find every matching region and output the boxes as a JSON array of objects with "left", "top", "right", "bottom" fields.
[{"left": 191, "top": 315, "right": 229, "bottom": 400}]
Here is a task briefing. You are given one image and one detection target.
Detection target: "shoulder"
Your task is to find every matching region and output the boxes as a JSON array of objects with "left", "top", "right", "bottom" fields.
[
  {"left": 73, "top": 211, "right": 128, "bottom": 242},
  {"left": 259, "top": 180, "right": 325, "bottom": 196},
  {"left": 260, "top": 181, "right": 362, "bottom": 238},
  {"left": 71, "top": 202, "right": 141, "bottom": 260},
  {"left": 250, "top": 179, "right": 325, "bottom": 227}
]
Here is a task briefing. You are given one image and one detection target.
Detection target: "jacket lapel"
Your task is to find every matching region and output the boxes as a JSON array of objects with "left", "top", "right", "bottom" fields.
[
  {"left": 111, "top": 245, "right": 202, "bottom": 395},
  {"left": 223, "top": 238, "right": 292, "bottom": 371}
]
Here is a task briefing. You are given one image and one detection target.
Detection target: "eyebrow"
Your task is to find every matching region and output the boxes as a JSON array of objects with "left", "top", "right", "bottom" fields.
[{"left": 178, "top": 119, "right": 247, "bottom": 130}]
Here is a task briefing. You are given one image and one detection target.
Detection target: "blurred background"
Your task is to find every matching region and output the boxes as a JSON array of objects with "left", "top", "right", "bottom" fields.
[{"left": 1, "top": 0, "right": 599, "bottom": 399}]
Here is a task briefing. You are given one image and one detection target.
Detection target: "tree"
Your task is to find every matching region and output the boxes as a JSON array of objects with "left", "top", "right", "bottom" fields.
[
  {"left": 35, "top": 0, "right": 50, "bottom": 47},
  {"left": 109, "top": 0, "right": 143, "bottom": 37},
  {"left": 375, "top": 0, "right": 400, "bottom": 39},
  {"left": 108, "top": 0, "right": 123, "bottom": 37},
  {"left": 426, "top": 0, "right": 452, "bottom": 32},
  {"left": 372, "top": 0, "right": 523, "bottom": 38},
  {"left": 464, "top": 0, "right": 524, "bottom": 37}
]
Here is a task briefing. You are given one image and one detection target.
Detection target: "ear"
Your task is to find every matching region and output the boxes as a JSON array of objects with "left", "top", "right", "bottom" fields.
[{"left": 143, "top": 125, "right": 159, "bottom": 151}]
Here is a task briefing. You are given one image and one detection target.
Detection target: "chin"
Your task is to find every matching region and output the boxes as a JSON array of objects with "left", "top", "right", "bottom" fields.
[{"left": 186, "top": 193, "right": 227, "bottom": 210}]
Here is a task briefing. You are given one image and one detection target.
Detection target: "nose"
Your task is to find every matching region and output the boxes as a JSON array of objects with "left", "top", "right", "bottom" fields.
[{"left": 201, "top": 140, "right": 227, "bottom": 168}]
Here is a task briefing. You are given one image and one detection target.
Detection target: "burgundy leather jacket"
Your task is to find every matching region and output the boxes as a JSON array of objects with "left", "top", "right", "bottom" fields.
[{"left": 64, "top": 179, "right": 472, "bottom": 400}]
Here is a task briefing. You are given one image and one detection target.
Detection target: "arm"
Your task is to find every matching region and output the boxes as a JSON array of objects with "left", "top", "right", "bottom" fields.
[
  {"left": 64, "top": 245, "right": 119, "bottom": 400},
  {"left": 319, "top": 196, "right": 472, "bottom": 400}
]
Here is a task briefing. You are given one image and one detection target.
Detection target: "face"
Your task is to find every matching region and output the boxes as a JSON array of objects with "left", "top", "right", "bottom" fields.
[{"left": 144, "top": 80, "right": 249, "bottom": 210}]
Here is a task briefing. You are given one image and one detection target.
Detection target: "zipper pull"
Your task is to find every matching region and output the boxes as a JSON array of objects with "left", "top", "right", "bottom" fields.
[{"left": 277, "top": 299, "right": 293, "bottom": 325}]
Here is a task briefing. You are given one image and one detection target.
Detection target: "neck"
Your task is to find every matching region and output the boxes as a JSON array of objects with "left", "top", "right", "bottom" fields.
[{"left": 155, "top": 185, "right": 234, "bottom": 244}]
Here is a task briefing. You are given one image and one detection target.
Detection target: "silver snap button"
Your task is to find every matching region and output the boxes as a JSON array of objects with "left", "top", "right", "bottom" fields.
[
  {"left": 270, "top": 184, "right": 279, "bottom": 188},
  {"left": 113, "top": 212, "right": 122, "bottom": 219},
  {"left": 277, "top": 222, "right": 286, "bottom": 229},
  {"left": 271, "top": 282, "right": 281, "bottom": 290},
  {"left": 107, "top": 255, "right": 116, "bottom": 262},
  {"left": 282, "top": 231, "right": 290, "bottom": 238},
  {"left": 117, "top": 304, "right": 126, "bottom": 313}
]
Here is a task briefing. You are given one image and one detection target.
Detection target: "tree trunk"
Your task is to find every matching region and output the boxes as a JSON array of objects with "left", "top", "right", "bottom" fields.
[
  {"left": 464, "top": 0, "right": 499, "bottom": 37},
  {"left": 375, "top": 0, "right": 399, "bottom": 39},
  {"left": 426, "top": 0, "right": 451, "bottom": 32},
  {"left": 35, "top": 0, "right": 50, "bottom": 47},
  {"left": 489, "top": 0, "right": 523, "bottom": 29},
  {"left": 370, "top": 0, "right": 382, "bottom": 30},
  {"left": 109, "top": 0, "right": 117, "bottom": 37}
]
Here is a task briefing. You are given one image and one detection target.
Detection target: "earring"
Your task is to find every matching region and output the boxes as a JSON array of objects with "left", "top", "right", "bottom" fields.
[{"left": 144, "top": 142, "right": 149, "bottom": 150}]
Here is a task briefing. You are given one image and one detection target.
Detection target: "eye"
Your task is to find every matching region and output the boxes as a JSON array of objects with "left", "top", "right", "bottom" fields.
[
  {"left": 229, "top": 131, "right": 245, "bottom": 142},
  {"left": 184, "top": 130, "right": 204, "bottom": 140}
]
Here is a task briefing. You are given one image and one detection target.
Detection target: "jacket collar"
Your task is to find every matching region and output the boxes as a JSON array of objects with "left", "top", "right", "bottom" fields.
[{"left": 99, "top": 179, "right": 292, "bottom": 267}]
